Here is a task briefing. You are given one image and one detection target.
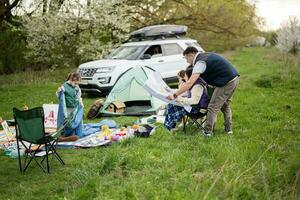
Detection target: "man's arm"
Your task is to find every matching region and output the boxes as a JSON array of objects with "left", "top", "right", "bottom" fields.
[
  {"left": 167, "top": 73, "right": 200, "bottom": 100},
  {"left": 176, "top": 84, "right": 203, "bottom": 105}
]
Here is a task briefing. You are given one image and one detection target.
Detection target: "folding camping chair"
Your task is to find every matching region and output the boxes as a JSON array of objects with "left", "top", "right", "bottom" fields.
[
  {"left": 182, "top": 87, "right": 214, "bottom": 134},
  {"left": 182, "top": 109, "right": 207, "bottom": 133},
  {"left": 13, "top": 107, "right": 68, "bottom": 173}
]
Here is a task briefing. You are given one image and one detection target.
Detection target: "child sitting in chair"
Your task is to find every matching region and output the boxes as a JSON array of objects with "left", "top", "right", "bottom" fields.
[
  {"left": 164, "top": 66, "right": 209, "bottom": 131},
  {"left": 177, "top": 70, "right": 189, "bottom": 98},
  {"left": 56, "top": 72, "right": 84, "bottom": 141}
]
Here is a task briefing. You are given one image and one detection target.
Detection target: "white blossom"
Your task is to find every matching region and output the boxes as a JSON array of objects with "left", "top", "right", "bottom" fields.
[
  {"left": 23, "top": 0, "right": 131, "bottom": 67},
  {"left": 277, "top": 16, "right": 300, "bottom": 54}
]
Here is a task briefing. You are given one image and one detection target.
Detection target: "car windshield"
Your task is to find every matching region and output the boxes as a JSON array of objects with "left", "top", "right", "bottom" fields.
[{"left": 106, "top": 45, "right": 146, "bottom": 60}]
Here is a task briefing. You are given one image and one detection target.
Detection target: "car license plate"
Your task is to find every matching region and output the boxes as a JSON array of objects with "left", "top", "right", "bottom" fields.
[{"left": 80, "top": 80, "right": 88, "bottom": 85}]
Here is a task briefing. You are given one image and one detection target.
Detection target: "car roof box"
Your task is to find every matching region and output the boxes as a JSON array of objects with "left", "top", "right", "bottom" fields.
[{"left": 130, "top": 25, "right": 187, "bottom": 40}]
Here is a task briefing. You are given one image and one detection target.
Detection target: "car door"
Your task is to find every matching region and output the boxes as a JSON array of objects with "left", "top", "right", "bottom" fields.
[
  {"left": 141, "top": 43, "right": 188, "bottom": 79},
  {"left": 159, "top": 43, "right": 189, "bottom": 79},
  {"left": 140, "top": 44, "right": 166, "bottom": 75}
]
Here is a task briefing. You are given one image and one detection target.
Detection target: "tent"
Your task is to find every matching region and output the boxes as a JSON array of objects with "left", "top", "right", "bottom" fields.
[{"left": 99, "top": 66, "right": 164, "bottom": 116}]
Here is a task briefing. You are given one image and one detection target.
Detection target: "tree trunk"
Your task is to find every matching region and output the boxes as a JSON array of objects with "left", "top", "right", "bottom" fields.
[
  {"left": 49, "top": 0, "right": 65, "bottom": 12},
  {"left": 0, "top": 0, "right": 21, "bottom": 29},
  {"left": 42, "top": 0, "right": 47, "bottom": 14}
]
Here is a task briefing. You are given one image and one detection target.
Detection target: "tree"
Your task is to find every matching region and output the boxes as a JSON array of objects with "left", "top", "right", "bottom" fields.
[
  {"left": 23, "top": 0, "right": 131, "bottom": 68},
  {"left": 263, "top": 31, "right": 278, "bottom": 46},
  {"left": 0, "top": 0, "right": 28, "bottom": 74},
  {"left": 129, "top": 0, "right": 261, "bottom": 51},
  {"left": 277, "top": 16, "right": 300, "bottom": 54}
]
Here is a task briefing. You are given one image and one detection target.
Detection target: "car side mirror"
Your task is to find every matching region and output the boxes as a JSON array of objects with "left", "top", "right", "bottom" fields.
[{"left": 141, "top": 54, "right": 151, "bottom": 60}]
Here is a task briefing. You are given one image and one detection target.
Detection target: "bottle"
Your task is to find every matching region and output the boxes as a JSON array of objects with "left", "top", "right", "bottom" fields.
[
  {"left": 101, "top": 125, "right": 111, "bottom": 140},
  {"left": 127, "top": 126, "right": 134, "bottom": 137}
]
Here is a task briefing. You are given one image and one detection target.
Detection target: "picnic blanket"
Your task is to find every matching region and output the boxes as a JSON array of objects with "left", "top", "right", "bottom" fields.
[
  {"left": 1, "top": 116, "right": 155, "bottom": 152},
  {"left": 57, "top": 132, "right": 112, "bottom": 148},
  {"left": 57, "top": 125, "right": 137, "bottom": 148},
  {"left": 0, "top": 120, "right": 119, "bottom": 149},
  {"left": 0, "top": 128, "right": 16, "bottom": 149},
  {"left": 83, "top": 119, "right": 117, "bottom": 136},
  {"left": 56, "top": 120, "right": 117, "bottom": 148},
  {"left": 57, "top": 129, "right": 127, "bottom": 148},
  {"left": 57, "top": 90, "right": 85, "bottom": 138}
]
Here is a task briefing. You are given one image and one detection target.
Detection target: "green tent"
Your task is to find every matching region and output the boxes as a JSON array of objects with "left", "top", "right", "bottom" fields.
[{"left": 100, "top": 66, "right": 164, "bottom": 116}]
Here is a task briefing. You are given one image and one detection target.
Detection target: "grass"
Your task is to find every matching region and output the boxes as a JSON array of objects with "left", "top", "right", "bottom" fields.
[{"left": 0, "top": 47, "right": 299, "bottom": 199}]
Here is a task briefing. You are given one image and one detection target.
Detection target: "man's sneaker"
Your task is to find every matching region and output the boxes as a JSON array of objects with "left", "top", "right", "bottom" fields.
[
  {"left": 202, "top": 130, "right": 212, "bottom": 137},
  {"left": 225, "top": 126, "right": 233, "bottom": 134},
  {"left": 225, "top": 128, "right": 233, "bottom": 134}
]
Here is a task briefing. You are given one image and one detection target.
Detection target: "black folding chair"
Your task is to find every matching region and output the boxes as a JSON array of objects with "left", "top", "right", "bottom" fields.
[
  {"left": 13, "top": 107, "right": 68, "bottom": 173},
  {"left": 183, "top": 110, "right": 207, "bottom": 133},
  {"left": 182, "top": 87, "right": 214, "bottom": 134}
]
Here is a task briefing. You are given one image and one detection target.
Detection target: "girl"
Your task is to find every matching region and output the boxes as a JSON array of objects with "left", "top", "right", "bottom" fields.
[
  {"left": 56, "top": 72, "right": 84, "bottom": 141},
  {"left": 164, "top": 66, "right": 209, "bottom": 131},
  {"left": 177, "top": 70, "right": 189, "bottom": 97}
]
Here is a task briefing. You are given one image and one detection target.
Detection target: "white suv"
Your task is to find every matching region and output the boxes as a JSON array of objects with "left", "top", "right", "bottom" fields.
[{"left": 78, "top": 27, "right": 204, "bottom": 95}]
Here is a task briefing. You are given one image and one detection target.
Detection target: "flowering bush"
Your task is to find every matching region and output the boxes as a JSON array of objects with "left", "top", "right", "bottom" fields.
[
  {"left": 277, "top": 16, "right": 300, "bottom": 54},
  {"left": 23, "top": 0, "right": 131, "bottom": 68}
]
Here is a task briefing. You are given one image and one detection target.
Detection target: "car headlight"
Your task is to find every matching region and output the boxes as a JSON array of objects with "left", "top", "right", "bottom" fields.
[
  {"left": 98, "top": 77, "right": 111, "bottom": 84},
  {"left": 96, "top": 67, "right": 115, "bottom": 73}
]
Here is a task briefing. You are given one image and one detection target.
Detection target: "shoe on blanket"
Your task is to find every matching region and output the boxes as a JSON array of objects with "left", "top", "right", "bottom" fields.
[
  {"left": 177, "top": 122, "right": 184, "bottom": 128},
  {"left": 59, "top": 135, "right": 80, "bottom": 142}
]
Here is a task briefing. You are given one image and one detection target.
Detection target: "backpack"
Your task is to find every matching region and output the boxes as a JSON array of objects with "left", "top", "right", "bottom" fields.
[{"left": 87, "top": 99, "right": 104, "bottom": 119}]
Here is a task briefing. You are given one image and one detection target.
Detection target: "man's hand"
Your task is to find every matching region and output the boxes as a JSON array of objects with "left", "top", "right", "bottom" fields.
[{"left": 166, "top": 94, "right": 175, "bottom": 100}]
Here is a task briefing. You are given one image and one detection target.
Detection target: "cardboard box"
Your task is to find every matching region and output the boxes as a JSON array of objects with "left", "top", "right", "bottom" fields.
[{"left": 107, "top": 101, "right": 126, "bottom": 113}]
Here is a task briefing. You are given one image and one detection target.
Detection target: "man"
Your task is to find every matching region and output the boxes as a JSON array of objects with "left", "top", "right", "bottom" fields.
[{"left": 167, "top": 46, "right": 240, "bottom": 136}]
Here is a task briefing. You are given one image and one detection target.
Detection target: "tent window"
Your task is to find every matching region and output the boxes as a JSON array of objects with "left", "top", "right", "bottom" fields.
[
  {"left": 143, "top": 45, "right": 163, "bottom": 58},
  {"left": 162, "top": 43, "right": 183, "bottom": 56}
]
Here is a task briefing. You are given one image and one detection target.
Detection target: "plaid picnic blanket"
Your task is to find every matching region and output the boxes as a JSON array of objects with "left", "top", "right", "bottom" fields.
[{"left": 164, "top": 104, "right": 199, "bottom": 130}]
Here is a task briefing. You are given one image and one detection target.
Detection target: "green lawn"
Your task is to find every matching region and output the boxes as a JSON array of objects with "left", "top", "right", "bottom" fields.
[{"left": 0, "top": 47, "right": 299, "bottom": 199}]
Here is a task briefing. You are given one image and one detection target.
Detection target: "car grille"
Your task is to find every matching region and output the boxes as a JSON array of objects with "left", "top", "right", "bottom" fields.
[{"left": 79, "top": 68, "right": 97, "bottom": 77}]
